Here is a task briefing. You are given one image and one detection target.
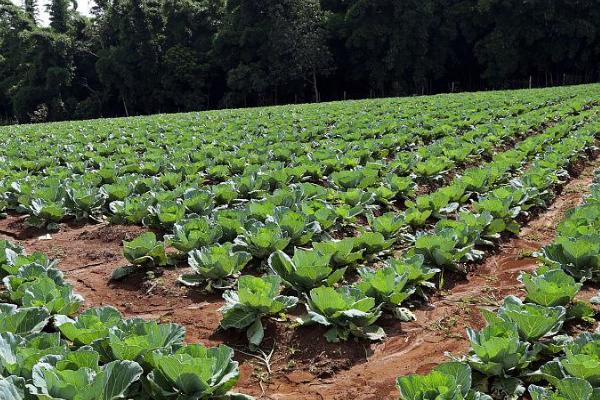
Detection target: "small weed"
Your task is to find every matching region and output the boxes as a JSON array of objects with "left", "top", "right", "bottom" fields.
[
  {"left": 517, "top": 248, "right": 535, "bottom": 258},
  {"left": 522, "top": 231, "right": 544, "bottom": 241},
  {"left": 428, "top": 316, "right": 462, "bottom": 339},
  {"left": 45, "top": 244, "right": 66, "bottom": 260}
]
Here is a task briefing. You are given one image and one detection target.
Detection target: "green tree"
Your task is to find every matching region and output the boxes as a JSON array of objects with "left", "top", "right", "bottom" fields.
[
  {"left": 94, "top": 0, "right": 165, "bottom": 115},
  {"left": 22, "top": 0, "right": 37, "bottom": 22},
  {"left": 1, "top": 0, "right": 599, "bottom": 123},
  {"left": 11, "top": 29, "right": 74, "bottom": 121},
  {"left": 47, "top": 0, "right": 71, "bottom": 33},
  {"left": 215, "top": 0, "right": 331, "bottom": 106},
  {"left": 159, "top": 0, "right": 223, "bottom": 110},
  {"left": 0, "top": 0, "right": 34, "bottom": 121},
  {"left": 342, "top": 0, "right": 439, "bottom": 96}
]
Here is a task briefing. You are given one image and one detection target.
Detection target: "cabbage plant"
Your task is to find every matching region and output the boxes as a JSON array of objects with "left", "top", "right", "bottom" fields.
[
  {"left": 355, "top": 266, "right": 415, "bottom": 320},
  {"left": 367, "top": 212, "right": 405, "bottom": 239},
  {"left": 233, "top": 222, "right": 291, "bottom": 259},
  {"left": 214, "top": 209, "right": 247, "bottom": 242},
  {"left": 121, "top": 232, "right": 167, "bottom": 269},
  {"left": 179, "top": 244, "right": 252, "bottom": 289},
  {"left": 0, "top": 303, "right": 49, "bottom": 335},
  {"left": 372, "top": 174, "right": 415, "bottom": 204},
  {"left": 397, "top": 362, "right": 492, "bottom": 400},
  {"left": 0, "top": 332, "right": 67, "bottom": 379},
  {"left": 0, "top": 375, "right": 26, "bottom": 399},
  {"left": 473, "top": 196, "right": 521, "bottom": 235},
  {"left": 386, "top": 255, "right": 439, "bottom": 291},
  {"left": 403, "top": 207, "right": 432, "bottom": 228},
  {"left": 0, "top": 240, "right": 23, "bottom": 274},
  {"left": 100, "top": 181, "right": 132, "bottom": 202},
  {"left": 145, "top": 344, "right": 254, "bottom": 400},
  {"left": 303, "top": 286, "right": 384, "bottom": 342},
  {"left": 329, "top": 168, "right": 378, "bottom": 190},
  {"left": 0, "top": 249, "right": 58, "bottom": 278},
  {"left": 166, "top": 217, "right": 223, "bottom": 255},
  {"left": 301, "top": 200, "right": 339, "bottom": 230},
  {"left": 16, "top": 276, "right": 83, "bottom": 316},
  {"left": 529, "top": 377, "right": 597, "bottom": 400},
  {"left": 495, "top": 296, "right": 566, "bottom": 341},
  {"left": 19, "top": 179, "right": 66, "bottom": 231},
  {"left": 220, "top": 275, "right": 298, "bottom": 347},
  {"left": 407, "top": 190, "right": 460, "bottom": 218},
  {"left": 409, "top": 229, "right": 475, "bottom": 270},
  {"left": 144, "top": 200, "right": 186, "bottom": 228},
  {"left": 108, "top": 195, "right": 155, "bottom": 225},
  {"left": 54, "top": 306, "right": 123, "bottom": 347},
  {"left": 313, "top": 239, "right": 364, "bottom": 267},
  {"left": 64, "top": 183, "right": 107, "bottom": 222},
  {"left": 268, "top": 249, "right": 345, "bottom": 293},
  {"left": 556, "top": 205, "right": 600, "bottom": 237},
  {"left": 519, "top": 267, "right": 581, "bottom": 307},
  {"left": 551, "top": 333, "right": 600, "bottom": 386},
  {"left": 91, "top": 319, "right": 185, "bottom": 364},
  {"left": 542, "top": 235, "right": 600, "bottom": 281},
  {"left": 466, "top": 317, "right": 541, "bottom": 378},
  {"left": 266, "top": 206, "right": 321, "bottom": 246},
  {"left": 24, "top": 199, "right": 66, "bottom": 232},
  {"left": 352, "top": 232, "right": 395, "bottom": 254},
  {"left": 413, "top": 157, "right": 452, "bottom": 181},
  {"left": 28, "top": 358, "right": 143, "bottom": 400}
]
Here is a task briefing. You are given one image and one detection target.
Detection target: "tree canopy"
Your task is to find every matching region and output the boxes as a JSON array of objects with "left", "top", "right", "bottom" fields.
[{"left": 1, "top": 0, "right": 599, "bottom": 123}]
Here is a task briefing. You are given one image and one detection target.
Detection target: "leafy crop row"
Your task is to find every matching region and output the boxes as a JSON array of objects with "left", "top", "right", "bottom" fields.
[
  {"left": 396, "top": 166, "right": 600, "bottom": 399},
  {"left": 0, "top": 87, "right": 597, "bottom": 349},
  {"left": 0, "top": 240, "right": 254, "bottom": 399},
  {"left": 0, "top": 85, "right": 599, "bottom": 396},
  {"left": 0, "top": 87, "right": 588, "bottom": 234},
  {"left": 204, "top": 112, "right": 600, "bottom": 345},
  {"left": 113, "top": 108, "right": 597, "bottom": 345},
  {"left": 540, "top": 169, "right": 600, "bottom": 282}
]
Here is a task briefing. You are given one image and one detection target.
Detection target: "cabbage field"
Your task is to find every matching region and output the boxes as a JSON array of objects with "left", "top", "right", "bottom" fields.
[{"left": 0, "top": 84, "right": 599, "bottom": 399}]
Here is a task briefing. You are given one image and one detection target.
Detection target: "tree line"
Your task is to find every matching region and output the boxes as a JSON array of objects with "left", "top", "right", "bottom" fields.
[{"left": 1, "top": 0, "right": 599, "bottom": 123}]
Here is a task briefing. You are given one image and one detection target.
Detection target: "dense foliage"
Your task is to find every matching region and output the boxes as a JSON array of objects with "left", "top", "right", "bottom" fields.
[
  {"left": 1, "top": 0, "right": 599, "bottom": 123},
  {"left": 1, "top": 84, "right": 599, "bottom": 347},
  {"left": 1, "top": 81, "right": 600, "bottom": 397},
  {"left": 397, "top": 166, "right": 600, "bottom": 399},
  {"left": 0, "top": 240, "right": 254, "bottom": 399}
]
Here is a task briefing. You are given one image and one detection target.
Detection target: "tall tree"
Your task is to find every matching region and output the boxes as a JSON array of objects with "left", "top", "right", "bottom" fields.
[
  {"left": 22, "top": 0, "right": 37, "bottom": 22},
  {"left": 47, "top": 0, "right": 71, "bottom": 33},
  {"left": 215, "top": 0, "right": 331, "bottom": 106},
  {"left": 11, "top": 29, "right": 74, "bottom": 121},
  {"left": 94, "top": 0, "right": 166, "bottom": 116},
  {"left": 0, "top": 0, "right": 34, "bottom": 121},
  {"left": 1, "top": 0, "right": 599, "bottom": 123},
  {"left": 271, "top": 0, "right": 332, "bottom": 102},
  {"left": 159, "top": 0, "right": 224, "bottom": 110},
  {"left": 342, "top": 0, "right": 440, "bottom": 96}
]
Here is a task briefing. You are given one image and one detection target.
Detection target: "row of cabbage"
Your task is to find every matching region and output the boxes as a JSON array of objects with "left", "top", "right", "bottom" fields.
[
  {"left": 396, "top": 165, "right": 600, "bottom": 400},
  {"left": 119, "top": 111, "right": 600, "bottom": 346},
  {"left": 0, "top": 241, "right": 254, "bottom": 399},
  {"left": 0, "top": 96, "right": 591, "bottom": 273},
  {"left": 3, "top": 85, "right": 581, "bottom": 182},
  {"left": 0, "top": 90, "right": 576, "bottom": 233},
  {"left": 540, "top": 168, "right": 600, "bottom": 283},
  {"left": 0, "top": 86, "right": 596, "bottom": 398},
  {"left": 0, "top": 90, "right": 589, "bottom": 299}
]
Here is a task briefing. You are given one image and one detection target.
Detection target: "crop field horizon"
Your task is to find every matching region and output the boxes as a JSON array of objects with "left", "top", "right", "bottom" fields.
[
  {"left": 9, "top": 83, "right": 597, "bottom": 128},
  {"left": 0, "top": 83, "right": 600, "bottom": 399}
]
